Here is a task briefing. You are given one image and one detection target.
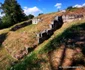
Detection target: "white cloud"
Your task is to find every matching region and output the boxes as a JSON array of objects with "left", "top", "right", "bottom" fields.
[
  {"left": 0, "top": 9, "right": 5, "bottom": 18},
  {"left": 82, "top": 3, "right": 85, "bottom": 6},
  {"left": 23, "top": 6, "right": 42, "bottom": 16},
  {"left": 73, "top": 3, "right": 85, "bottom": 8},
  {"left": 73, "top": 4, "right": 82, "bottom": 8},
  {"left": 0, "top": 12, "right": 5, "bottom": 18},
  {"left": 55, "top": 3, "right": 62, "bottom": 9}
]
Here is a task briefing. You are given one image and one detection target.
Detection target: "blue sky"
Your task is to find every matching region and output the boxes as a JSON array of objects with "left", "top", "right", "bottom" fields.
[{"left": 0, "top": 0, "right": 85, "bottom": 16}]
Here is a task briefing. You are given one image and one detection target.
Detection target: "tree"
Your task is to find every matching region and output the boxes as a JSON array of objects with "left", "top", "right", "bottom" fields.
[
  {"left": 0, "top": 0, "right": 27, "bottom": 28},
  {"left": 27, "top": 14, "right": 34, "bottom": 19},
  {"left": 66, "top": 6, "right": 78, "bottom": 11},
  {"left": 66, "top": 6, "right": 73, "bottom": 10},
  {"left": 38, "top": 13, "right": 43, "bottom": 16},
  {"left": 0, "top": 18, "right": 1, "bottom": 23}
]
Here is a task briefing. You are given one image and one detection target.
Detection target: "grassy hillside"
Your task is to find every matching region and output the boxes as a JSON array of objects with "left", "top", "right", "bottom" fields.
[
  {"left": 0, "top": 20, "right": 34, "bottom": 70},
  {"left": 0, "top": 47, "right": 16, "bottom": 70},
  {"left": 1, "top": 12, "right": 63, "bottom": 60},
  {"left": 0, "top": 12, "right": 61, "bottom": 70},
  {"left": 9, "top": 19, "right": 85, "bottom": 70},
  {"left": 0, "top": 9, "right": 85, "bottom": 70}
]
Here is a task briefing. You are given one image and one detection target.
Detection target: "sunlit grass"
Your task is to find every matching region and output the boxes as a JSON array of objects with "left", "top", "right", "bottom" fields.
[{"left": 9, "top": 19, "right": 85, "bottom": 70}]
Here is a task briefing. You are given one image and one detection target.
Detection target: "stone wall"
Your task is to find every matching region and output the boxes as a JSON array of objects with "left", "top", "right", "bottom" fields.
[
  {"left": 32, "top": 18, "right": 41, "bottom": 24},
  {"left": 62, "top": 14, "right": 84, "bottom": 22},
  {"left": 11, "top": 20, "right": 32, "bottom": 31},
  {"left": 12, "top": 16, "right": 63, "bottom": 60},
  {"left": 37, "top": 16, "right": 63, "bottom": 44}
]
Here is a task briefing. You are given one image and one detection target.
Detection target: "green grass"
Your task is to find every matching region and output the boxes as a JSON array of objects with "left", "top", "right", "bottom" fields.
[
  {"left": 15, "top": 24, "right": 36, "bottom": 33},
  {"left": 0, "top": 47, "right": 16, "bottom": 70},
  {"left": 0, "top": 19, "right": 33, "bottom": 34},
  {"left": 9, "top": 19, "right": 85, "bottom": 70},
  {"left": 0, "top": 19, "right": 36, "bottom": 70},
  {"left": 66, "top": 7, "right": 78, "bottom": 11},
  {"left": 0, "top": 15, "right": 85, "bottom": 70}
]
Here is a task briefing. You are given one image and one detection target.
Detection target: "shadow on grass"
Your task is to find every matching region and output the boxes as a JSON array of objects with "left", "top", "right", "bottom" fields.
[
  {"left": 0, "top": 33, "right": 7, "bottom": 46},
  {"left": 50, "top": 22, "right": 85, "bottom": 70},
  {"left": 9, "top": 22, "right": 85, "bottom": 70}
]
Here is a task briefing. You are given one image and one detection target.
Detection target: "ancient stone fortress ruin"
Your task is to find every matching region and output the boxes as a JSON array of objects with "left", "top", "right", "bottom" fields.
[
  {"left": 62, "top": 8, "right": 85, "bottom": 22},
  {"left": 62, "top": 13, "right": 84, "bottom": 22},
  {"left": 13, "top": 13, "right": 85, "bottom": 60},
  {"left": 36, "top": 16, "right": 63, "bottom": 44},
  {"left": 14, "top": 16, "right": 63, "bottom": 60},
  {"left": 32, "top": 17, "right": 41, "bottom": 24},
  {"left": 4, "top": 8, "right": 85, "bottom": 60}
]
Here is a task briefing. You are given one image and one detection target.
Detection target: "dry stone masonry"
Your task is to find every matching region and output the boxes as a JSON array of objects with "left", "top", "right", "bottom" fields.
[
  {"left": 11, "top": 20, "right": 32, "bottom": 31},
  {"left": 13, "top": 16, "right": 63, "bottom": 60},
  {"left": 37, "top": 16, "right": 63, "bottom": 44},
  {"left": 62, "top": 12, "right": 85, "bottom": 22},
  {"left": 32, "top": 17, "right": 41, "bottom": 24},
  {"left": 10, "top": 13, "right": 85, "bottom": 60}
]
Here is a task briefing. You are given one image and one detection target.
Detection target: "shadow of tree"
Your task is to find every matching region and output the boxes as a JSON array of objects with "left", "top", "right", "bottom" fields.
[
  {"left": 49, "top": 22, "right": 85, "bottom": 70},
  {"left": 57, "top": 44, "right": 67, "bottom": 70},
  {"left": 0, "top": 33, "right": 7, "bottom": 46}
]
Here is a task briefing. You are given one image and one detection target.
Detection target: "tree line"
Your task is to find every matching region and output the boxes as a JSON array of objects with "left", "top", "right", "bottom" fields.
[{"left": 0, "top": 0, "right": 37, "bottom": 29}]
